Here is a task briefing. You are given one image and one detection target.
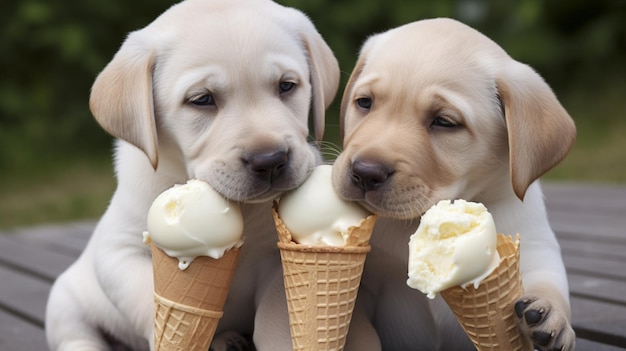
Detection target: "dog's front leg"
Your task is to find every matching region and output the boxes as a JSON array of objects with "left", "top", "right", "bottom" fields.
[
  {"left": 343, "top": 289, "right": 382, "bottom": 351},
  {"left": 517, "top": 239, "right": 576, "bottom": 351},
  {"left": 94, "top": 232, "right": 156, "bottom": 347},
  {"left": 515, "top": 288, "right": 575, "bottom": 351},
  {"left": 252, "top": 268, "right": 293, "bottom": 350},
  {"left": 360, "top": 245, "right": 442, "bottom": 350},
  {"left": 253, "top": 266, "right": 382, "bottom": 351},
  {"left": 491, "top": 187, "right": 576, "bottom": 351}
]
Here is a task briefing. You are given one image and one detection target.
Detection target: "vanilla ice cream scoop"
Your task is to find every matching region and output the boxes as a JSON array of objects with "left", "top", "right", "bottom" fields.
[
  {"left": 144, "top": 179, "right": 244, "bottom": 269},
  {"left": 407, "top": 199, "right": 500, "bottom": 299},
  {"left": 277, "top": 165, "right": 370, "bottom": 246}
]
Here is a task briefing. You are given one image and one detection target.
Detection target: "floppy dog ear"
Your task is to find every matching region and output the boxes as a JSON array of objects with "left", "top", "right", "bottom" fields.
[
  {"left": 497, "top": 61, "right": 576, "bottom": 200},
  {"left": 299, "top": 28, "right": 340, "bottom": 143},
  {"left": 90, "top": 32, "right": 158, "bottom": 169}
]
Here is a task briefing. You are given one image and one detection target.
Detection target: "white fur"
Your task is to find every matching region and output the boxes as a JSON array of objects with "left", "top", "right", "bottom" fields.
[
  {"left": 45, "top": 0, "right": 339, "bottom": 350},
  {"left": 327, "top": 18, "right": 576, "bottom": 350}
]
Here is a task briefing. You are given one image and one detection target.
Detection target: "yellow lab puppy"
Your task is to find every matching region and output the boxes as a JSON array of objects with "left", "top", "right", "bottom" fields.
[
  {"left": 333, "top": 18, "right": 576, "bottom": 350},
  {"left": 45, "top": 0, "right": 339, "bottom": 350}
]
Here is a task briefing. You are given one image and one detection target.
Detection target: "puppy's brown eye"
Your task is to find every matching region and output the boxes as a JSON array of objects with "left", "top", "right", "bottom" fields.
[
  {"left": 279, "top": 81, "right": 296, "bottom": 94},
  {"left": 356, "top": 97, "right": 372, "bottom": 109},
  {"left": 431, "top": 116, "right": 457, "bottom": 128},
  {"left": 190, "top": 94, "right": 215, "bottom": 106}
]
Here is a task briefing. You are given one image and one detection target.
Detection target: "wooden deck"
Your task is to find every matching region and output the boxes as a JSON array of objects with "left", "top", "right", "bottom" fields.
[{"left": 1, "top": 182, "right": 625, "bottom": 350}]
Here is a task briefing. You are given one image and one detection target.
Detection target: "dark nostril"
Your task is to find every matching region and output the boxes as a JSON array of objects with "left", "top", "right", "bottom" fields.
[
  {"left": 350, "top": 159, "right": 392, "bottom": 192},
  {"left": 245, "top": 150, "right": 289, "bottom": 181}
]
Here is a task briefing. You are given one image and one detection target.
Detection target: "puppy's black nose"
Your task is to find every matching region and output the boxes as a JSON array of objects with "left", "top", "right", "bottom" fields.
[
  {"left": 245, "top": 150, "right": 289, "bottom": 182},
  {"left": 350, "top": 159, "right": 392, "bottom": 191}
]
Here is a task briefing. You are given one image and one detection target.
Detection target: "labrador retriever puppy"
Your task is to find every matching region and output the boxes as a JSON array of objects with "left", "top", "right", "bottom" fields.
[
  {"left": 331, "top": 18, "right": 576, "bottom": 350},
  {"left": 45, "top": 0, "right": 339, "bottom": 350}
]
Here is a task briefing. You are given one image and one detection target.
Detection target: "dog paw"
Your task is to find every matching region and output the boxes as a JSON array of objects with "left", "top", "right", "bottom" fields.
[
  {"left": 209, "top": 330, "right": 250, "bottom": 351},
  {"left": 515, "top": 296, "right": 575, "bottom": 351}
]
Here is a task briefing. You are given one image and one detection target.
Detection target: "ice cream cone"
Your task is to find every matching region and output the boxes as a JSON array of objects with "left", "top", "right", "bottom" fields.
[
  {"left": 151, "top": 244, "right": 240, "bottom": 351},
  {"left": 440, "top": 234, "right": 532, "bottom": 351},
  {"left": 273, "top": 206, "right": 376, "bottom": 351}
]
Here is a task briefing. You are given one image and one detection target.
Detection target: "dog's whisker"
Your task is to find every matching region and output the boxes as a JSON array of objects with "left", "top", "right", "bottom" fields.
[
  {"left": 316, "top": 141, "right": 342, "bottom": 162},
  {"left": 409, "top": 193, "right": 434, "bottom": 220}
]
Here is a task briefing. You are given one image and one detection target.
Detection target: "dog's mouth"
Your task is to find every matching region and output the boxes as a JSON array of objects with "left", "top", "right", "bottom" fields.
[
  {"left": 205, "top": 182, "right": 286, "bottom": 204},
  {"left": 358, "top": 195, "right": 432, "bottom": 220},
  {"left": 335, "top": 174, "right": 436, "bottom": 220},
  {"left": 332, "top": 156, "right": 445, "bottom": 220},
  {"left": 201, "top": 167, "right": 312, "bottom": 204},
  {"left": 194, "top": 146, "right": 318, "bottom": 204},
  {"left": 230, "top": 189, "right": 283, "bottom": 204}
]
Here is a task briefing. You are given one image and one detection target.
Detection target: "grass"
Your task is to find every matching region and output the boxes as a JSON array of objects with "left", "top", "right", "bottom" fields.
[
  {"left": 547, "top": 120, "right": 626, "bottom": 182},
  {"left": 0, "top": 158, "right": 116, "bottom": 229},
  {"left": 1, "top": 80, "right": 624, "bottom": 230},
  {"left": 545, "top": 78, "right": 626, "bottom": 183}
]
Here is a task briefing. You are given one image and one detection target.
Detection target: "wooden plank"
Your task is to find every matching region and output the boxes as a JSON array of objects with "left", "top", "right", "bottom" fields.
[
  {"left": 0, "top": 264, "right": 50, "bottom": 325},
  {"left": 569, "top": 273, "right": 626, "bottom": 305},
  {"left": 545, "top": 184, "right": 626, "bottom": 246},
  {"left": 0, "top": 183, "right": 622, "bottom": 350},
  {"left": 559, "top": 237, "right": 626, "bottom": 261},
  {"left": 543, "top": 182, "right": 626, "bottom": 215},
  {"left": 0, "top": 310, "right": 48, "bottom": 351},
  {"left": 551, "top": 213, "right": 626, "bottom": 240},
  {"left": 570, "top": 296, "right": 626, "bottom": 347},
  {"left": 575, "top": 338, "right": 626, "bottom": 350},
  {"left": 543, "top": 181, "right": 626, "bottom": 199},
  {"left": 0, "top": 234, "right": 77, "bottom": 282},
  {"left": 6, "top": 221, "right": 94, "bottom": 257},
  {"left": 563, "top": 255, "right": 626, "bottom": 280}
]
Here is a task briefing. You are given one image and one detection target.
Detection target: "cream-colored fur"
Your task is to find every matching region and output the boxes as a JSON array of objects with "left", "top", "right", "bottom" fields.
[
  {"left": 45, "top": 0, "right": 339, "bottom": 350},
  {"left": 330, "top": 18, "right": 576, "bottom": 350}
]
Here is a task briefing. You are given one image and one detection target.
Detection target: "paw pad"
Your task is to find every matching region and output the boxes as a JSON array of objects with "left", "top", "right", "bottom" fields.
[
  {"left": 514, "top": 299, "right": 531, "bottom": 318},
  {"left": 525, "top": 308, "right": 544, "bottom": 325},
  {"left": 532, "top": 330, "right": 554, "bottom": 346}
]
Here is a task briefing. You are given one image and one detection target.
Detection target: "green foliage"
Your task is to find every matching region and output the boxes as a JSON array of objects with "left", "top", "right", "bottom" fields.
[
  {"left": 0, "top": 0, "right": 175, "bottom": 170},
  {"left": 1, "top": 0, "right": 624, "bottom": 168},
  {"left": 0, "top": 159, "right": 116, "bottom": 228},
  {"left": 277, "top": 0, "right": 626, "bottom": 147},
  {"left": 279, "top": 0, "right": 626, "bottom": 88},
  {"left": 0, "top": 0, "right": 624, "bottom": 228}
]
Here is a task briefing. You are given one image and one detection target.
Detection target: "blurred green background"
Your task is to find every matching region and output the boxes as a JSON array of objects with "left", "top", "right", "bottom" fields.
[{"left": 1, "top": 0, "right": 625, "bottom": 229}]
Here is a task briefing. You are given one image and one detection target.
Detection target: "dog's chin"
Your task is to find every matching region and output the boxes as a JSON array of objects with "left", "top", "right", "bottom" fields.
[
  {"left": 213, "top": 187, "right": 282, "bottom": 204},
  {"left": 337, "top": 187, "right": 425, "bottom": 220},
  {"left": 338, "top": 187, "right": 433, "bottom": 220},
  {"left": 359, "top": 199, "right": 424, "bottom": 220},
  {"left": 200, "top": 162, "right": 316, "bottom": 204},
  {"left": 336, "top": 184, "right": 433, "bottom": 220},
  {"left": 210, "top": 179, "right": 303, "bottom": 204},
  {"left": 237, "top": 191, "right": 282, "bottom": 204}
]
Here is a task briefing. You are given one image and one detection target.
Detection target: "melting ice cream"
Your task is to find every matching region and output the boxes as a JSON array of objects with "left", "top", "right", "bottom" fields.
[
  {"left": 407, "top": 199, "right": 500, "bottom": 298},
  {"left": 144, "top": 179, "right": 244, "bottom": 269},
  {"left": 277, "top": 165, "right": 371, "bottom": 246}
]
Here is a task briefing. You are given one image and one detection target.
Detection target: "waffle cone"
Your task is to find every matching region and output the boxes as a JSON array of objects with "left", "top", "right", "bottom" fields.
[
  {"left": 273, "top": 206, "right": 376, "bottom": 351},
  {"left": 440, "top": 234, "right": 532, "bottom": 351},
  {"left": 273, "top": 204, "right": 377, "bottom": 247},
  {"left": 151, "top": 244, "right": 240, "bottom": 351}
]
